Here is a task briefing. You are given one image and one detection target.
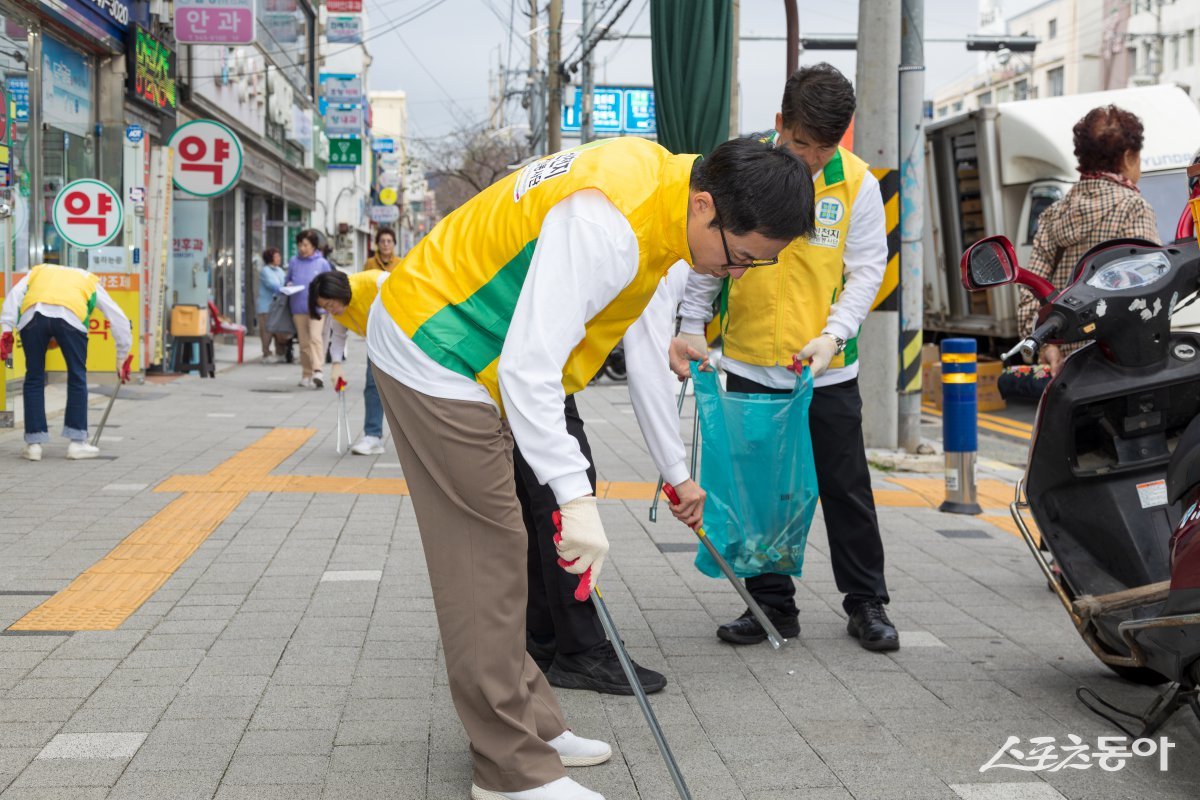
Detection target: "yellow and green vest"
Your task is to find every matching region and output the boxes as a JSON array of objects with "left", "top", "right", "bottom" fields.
[
  {"left": 380, "top": 137, "right": 697, "bottom": 407},
  {"left": 20, "top": 264, "right": 100, "bottom": 323},
  {"left": 723, "top": 144, "right": 869, "bottom": 370},
  {"left": 334, "top": 269, "right": 384, "bottom": 337}
]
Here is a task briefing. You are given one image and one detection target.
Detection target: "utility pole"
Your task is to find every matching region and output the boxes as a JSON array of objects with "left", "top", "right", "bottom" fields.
[
  {"left": 898, "top": 0, "right": 925, "bottom": 453},
  {"left": 581, "top": 0, "right": 594, "bottom": 143},
  {"left": 528, "top": 0, "right": 545, "bottom": 154},
  {"left": 784, "top": 0, "right": 799, "bottom": 77},
  {"left": 855, "top": 0, "right": 901, "bottom": 450},
  {"left": 547, "top": 0, "right": 563, "bottom": 153}
]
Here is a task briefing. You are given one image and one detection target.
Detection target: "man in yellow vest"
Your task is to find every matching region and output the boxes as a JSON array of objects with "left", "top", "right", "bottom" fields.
[
  {"left": 366, "top": 136, "right": 813, "bottom": 800},
  {"left": 309, "top": 268, "right": 389, "bottom": 454},
  {"left": 0, "top": 264, "right": 133, "bottom": 461},
  {"left": 677, "top": 64, "right": 898, "bottom": 654}
]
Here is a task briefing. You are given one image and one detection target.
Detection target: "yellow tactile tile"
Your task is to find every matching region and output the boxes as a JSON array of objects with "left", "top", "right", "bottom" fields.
[{"left": 9, "top": 492, "right": 246, "bottom": 632}]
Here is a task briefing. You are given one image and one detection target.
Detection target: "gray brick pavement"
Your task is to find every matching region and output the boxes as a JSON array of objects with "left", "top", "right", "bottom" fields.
[{"left": 0, "top": 355, "right": 1196, "bottom": 798}]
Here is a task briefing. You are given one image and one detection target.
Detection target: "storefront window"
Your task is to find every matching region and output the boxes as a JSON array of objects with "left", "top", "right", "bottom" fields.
[
  {"left": 41, "top": 35, "right": 96, "bottom": 268},
  {"left": 0, "top": 12, "right": 32, "bottom": 282}
]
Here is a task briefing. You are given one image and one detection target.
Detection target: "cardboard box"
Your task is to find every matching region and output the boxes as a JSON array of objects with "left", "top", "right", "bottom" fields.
[
  {"left": 170, "top": 305, "right": 210, "bottom": 337},
  {"left": 921, "top": 355, "right": 1006, "bottom": 412}
]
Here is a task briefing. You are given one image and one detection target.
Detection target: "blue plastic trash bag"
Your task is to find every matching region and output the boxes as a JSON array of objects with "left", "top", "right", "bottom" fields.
[{"left": 692, "top": 362, "right": 818, "bottom": 579}]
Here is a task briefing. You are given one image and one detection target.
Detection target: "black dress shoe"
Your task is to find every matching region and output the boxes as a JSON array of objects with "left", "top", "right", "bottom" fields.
[
  {"left": 526, "top": 632, "right": 556, "bottom": 673},
  {"left": 847, "top": 601, "right": 900, "bottom": 652},
  {"left": 546, "top": 640, "right": 667, "bottom": 695},
  {"left": 716, "top": 607, "right": 800, "bottom": 645}
]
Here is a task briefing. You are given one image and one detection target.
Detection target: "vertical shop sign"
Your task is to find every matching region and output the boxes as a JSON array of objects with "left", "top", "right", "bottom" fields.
[{"left": 128, "top": 25, "right": 176, "bottom": 113}]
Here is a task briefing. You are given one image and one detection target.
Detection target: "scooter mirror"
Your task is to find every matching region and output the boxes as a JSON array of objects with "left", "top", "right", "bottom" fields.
[{"left": 961, "top": 235, "right": 1019, "bottom": 291}]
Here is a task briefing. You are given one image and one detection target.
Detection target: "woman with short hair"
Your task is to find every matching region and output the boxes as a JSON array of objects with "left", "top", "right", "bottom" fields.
[{"left": 1018, "top": 104, "right": 1161, "bottom": 376}]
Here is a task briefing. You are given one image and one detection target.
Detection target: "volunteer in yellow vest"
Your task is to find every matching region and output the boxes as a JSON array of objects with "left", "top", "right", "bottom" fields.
[
  {"left": 309, "top": 268, "right": 390, "bottom": 455},
  {"left": 366, "top": 136, "right": 813, "bottom": 800},
  {"left": 678, "top": 63, "right": 898, "bottom": 653},
  {"left": 0, "top": 264, "right": 133, "bottom": 462}
]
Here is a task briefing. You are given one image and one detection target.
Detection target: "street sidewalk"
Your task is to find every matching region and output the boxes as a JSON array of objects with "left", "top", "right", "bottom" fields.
[{"left": 0, "top": 350, "right": 1196, "bottom": 800}]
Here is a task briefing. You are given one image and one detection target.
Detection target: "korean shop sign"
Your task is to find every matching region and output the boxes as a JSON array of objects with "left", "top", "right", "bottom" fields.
[
  {"left": 128, "top": 25, "right": 176, "bottom": 113},
  {"left": 329, "top": 138, "right": 362, "bottom": 167},
  {"left": 168, "top": 119, "right": 244, "bottom": 196}
]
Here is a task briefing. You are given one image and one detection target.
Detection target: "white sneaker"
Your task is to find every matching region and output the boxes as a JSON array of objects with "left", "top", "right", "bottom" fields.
[
  {"left": 312, "top": 372, "right": 325, "bottom": 389},
  {"left": 547, "top": 731, "right": 612, "bottom": 767},
  {"left": 67, "top": 441, "right": 99, "bottom": 460},
  {"left": 470, "top": 777, "right": 603, "bottom": 800},
  {"left": 350, "top": 435, "right": 386, "bottom": 456},
  {"left": 21, "top": 443, "right": 41, "bottom": 461},
  {"left": 299, "top": 377, "right": 314, "bottom": 388}
]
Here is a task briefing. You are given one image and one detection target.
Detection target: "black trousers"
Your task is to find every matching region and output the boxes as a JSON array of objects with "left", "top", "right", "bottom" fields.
[
  {"left": 513, "top": 395, "right": 606, "bottom": 655},
  {"left": 725, "top": 373, "right": 889, "bottom": 615}
]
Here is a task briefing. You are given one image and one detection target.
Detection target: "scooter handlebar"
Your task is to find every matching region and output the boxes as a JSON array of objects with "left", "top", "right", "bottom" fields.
[{"left": 1008, "top": 316, "right": 1064, "bottom": 364}]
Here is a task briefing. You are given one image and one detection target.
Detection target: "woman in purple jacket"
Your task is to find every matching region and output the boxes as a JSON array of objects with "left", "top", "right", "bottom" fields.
[{"left": 285, "top": 229, "right": 332, "bottom": 388}]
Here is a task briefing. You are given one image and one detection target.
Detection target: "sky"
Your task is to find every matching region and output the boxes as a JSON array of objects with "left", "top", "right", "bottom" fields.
[{"left": 363, "top": 0, "right": 1050, "bottom": 142}]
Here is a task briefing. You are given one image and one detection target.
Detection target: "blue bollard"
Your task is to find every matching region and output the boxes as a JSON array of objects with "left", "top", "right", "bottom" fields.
[{"left": 939, "top": 338, "right": 983, "bottom": 515}]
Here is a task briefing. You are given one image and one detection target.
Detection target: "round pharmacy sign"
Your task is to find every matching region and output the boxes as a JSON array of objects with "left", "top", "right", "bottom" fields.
[
  {"left": 168, "top": 119, "right": 244, "bottom": 197},
  {"left": 52, "top": 179, "right": 123, "bottom": 248}
]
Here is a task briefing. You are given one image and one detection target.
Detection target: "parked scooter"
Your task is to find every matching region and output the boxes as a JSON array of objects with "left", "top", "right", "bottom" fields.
[{"left": 961, "top": 231, "right": 1200, "bottom": 736}]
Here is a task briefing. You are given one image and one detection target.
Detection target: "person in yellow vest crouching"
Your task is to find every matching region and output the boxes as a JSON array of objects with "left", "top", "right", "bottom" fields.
[
  {"left": 677, "top": 64, "right": 899, "bottom": 653},
  {"left": 366, "top": 136, "right": 814, "bottom": 800},
  {"left": 0, "top": 264, "right": 133, "bottom": 461},
  {"left": 308, "top": 268, "right": 389, "bottom": 454}
]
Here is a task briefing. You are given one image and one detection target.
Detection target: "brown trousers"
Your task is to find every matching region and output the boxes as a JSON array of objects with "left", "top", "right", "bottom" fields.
[
  {"left": 372, "top": 365, "right": 568, "bottom": 792},
  {"left": 292, "top": 314, "right": 325, "bottom": 379}
]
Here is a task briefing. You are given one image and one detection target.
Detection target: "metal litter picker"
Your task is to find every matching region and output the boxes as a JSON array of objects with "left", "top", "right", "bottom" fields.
[
  {"left": 90, "top": 385, "right": 121, "bottom": 447},
  {"left": 663, "top": 483, "right": 788, "bottom": 650},
  {"left": 552, "top": 511, "right": 693, "bottom": 800}
]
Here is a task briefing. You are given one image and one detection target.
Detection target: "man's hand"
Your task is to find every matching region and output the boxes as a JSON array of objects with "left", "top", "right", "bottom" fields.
[
  {"left": 554, "top": 496, "right": 609, "bottom": 601},
  {"left": 797, "top": 334, "right": 839, "bottom": 378},
  {"left": 666, "top": 479, "right": 705, "bottom": 529},
  {"left": 118, "top": 354, "right": 133, "bottom": 383},
  {"left": 669, "top": 335, "right": 710, "bottom": 381},
  {"left": 1039, "top": 343, "right": 1065, "bottom": 378},
  {"left": 0, "top": 331, "right": 12, "bottom": 362}
]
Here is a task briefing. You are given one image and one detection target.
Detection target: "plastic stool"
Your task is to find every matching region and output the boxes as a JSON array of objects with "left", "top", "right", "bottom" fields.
[
  {"left": 172, "top": 335, "right": 215, "bottom": 378},
  {"left": 208, "top": 301, "right": 246, "bottom": 364}
]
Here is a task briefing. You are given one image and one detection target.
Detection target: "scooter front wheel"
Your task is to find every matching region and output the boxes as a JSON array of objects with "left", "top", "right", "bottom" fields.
[{"left": 1105, "top": 662, "right": 1170, "bottom": 687}]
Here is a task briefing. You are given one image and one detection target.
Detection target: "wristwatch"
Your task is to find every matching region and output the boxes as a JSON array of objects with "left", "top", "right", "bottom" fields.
[{"left": 822, "top": 331, "right": 847, "bottom": 355}]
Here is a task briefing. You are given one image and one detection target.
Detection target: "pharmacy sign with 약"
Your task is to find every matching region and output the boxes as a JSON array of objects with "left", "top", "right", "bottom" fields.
[
  {"left": 53, "top": 179, "right": 123, "bottom": 248},
  {"left": 168, "top": 119, "right": 244, "bottom": 197}
]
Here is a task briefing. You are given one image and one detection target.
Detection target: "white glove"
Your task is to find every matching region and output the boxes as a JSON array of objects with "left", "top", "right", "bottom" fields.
[
  {"left": 555, "top": 496, "right": 609, "bottom": 601},
  {"left": 797, "top": 334, "right": 839, "bottom": 378},
  {"left": 676, "top": 331, "right": 708, "bottom": 356}
]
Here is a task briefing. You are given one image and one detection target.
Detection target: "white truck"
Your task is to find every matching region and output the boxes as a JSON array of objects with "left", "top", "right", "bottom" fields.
[{"left": 923, "top": 85, "right": 1200, "bottom": 341}]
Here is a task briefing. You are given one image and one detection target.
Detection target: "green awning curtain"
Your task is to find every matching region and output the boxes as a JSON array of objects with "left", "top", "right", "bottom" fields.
[{"left": 650, "top": 0, "right": 733, "bottom": 155}]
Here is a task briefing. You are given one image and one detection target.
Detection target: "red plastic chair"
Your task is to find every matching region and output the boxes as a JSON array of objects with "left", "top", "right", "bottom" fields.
[{"left": 208, "top": 301, "right": 246, "bottom": 364}]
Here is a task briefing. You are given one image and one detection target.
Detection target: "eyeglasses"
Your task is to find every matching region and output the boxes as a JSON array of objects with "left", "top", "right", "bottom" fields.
[{"left": 714, "top": 209, "right": 779, "bottom": 269}]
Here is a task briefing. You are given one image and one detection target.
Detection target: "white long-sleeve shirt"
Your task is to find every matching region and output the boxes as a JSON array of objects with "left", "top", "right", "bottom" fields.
[
  {"left": 1, "top": 271, "right": 133, "bottom": 360},
  {"left": 367, "top": 189, "right": 690, "bottom": 504},
  {"left": 624, "top": 262, "right": 692, "bottom": 488},
  {"left": 678, "top": 167, "right": 887, "bottom": 390}
]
